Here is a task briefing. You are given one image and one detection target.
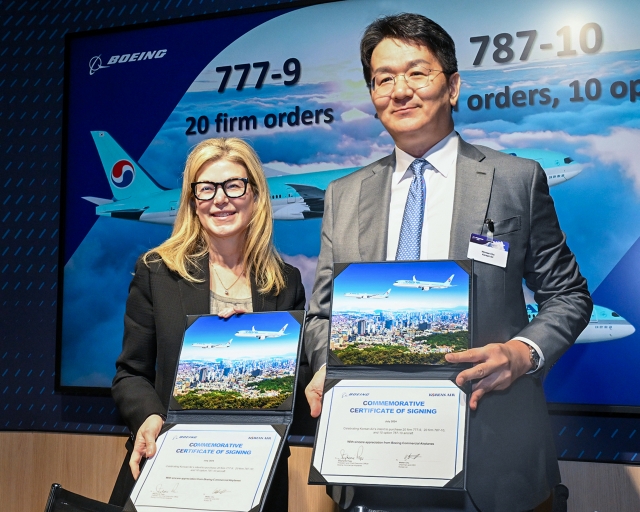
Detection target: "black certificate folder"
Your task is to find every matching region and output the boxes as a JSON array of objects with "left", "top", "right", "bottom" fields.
[
  {"left": 310, "top": 260, "right": 472, "bottom": 491},
  {"left": 126, "top": 310, "right": 305, "bottom": 512}
]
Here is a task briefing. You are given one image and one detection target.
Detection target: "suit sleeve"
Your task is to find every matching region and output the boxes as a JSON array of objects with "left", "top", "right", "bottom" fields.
[
  {"left": 303, "top": 182, "right": 335, "bottom": 373},
  {"left": 515, "top": 162, "right": 593, "bottom": 367},
  {"left": 288, "top": 264, "right": 306, "bottom": 310},
  {"left": 111, "top": 257, "right": 166, "bottom": 434}
]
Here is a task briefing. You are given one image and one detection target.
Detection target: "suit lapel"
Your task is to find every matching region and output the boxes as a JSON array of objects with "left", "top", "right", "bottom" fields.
[
  {"left": 449, "top": 139, "right": 495, "bottom": 259},
  {"left": 178, "top": 254, "right": 210, "bottom": 315},
  {"left": 359, "top": 153, "right": 395, "bottom": 261}
]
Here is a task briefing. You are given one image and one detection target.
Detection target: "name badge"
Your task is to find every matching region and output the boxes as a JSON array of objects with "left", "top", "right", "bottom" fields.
[{"left": 467, "top": 233, "right": 509, "bottom": 268}]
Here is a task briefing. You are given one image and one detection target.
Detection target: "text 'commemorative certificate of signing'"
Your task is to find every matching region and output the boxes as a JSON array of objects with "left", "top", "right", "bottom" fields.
[
  {"left": 129, "top": 424, "right": 279, "bottom": 512},
  {"left": 312, "top": 379, "right": 467, "bottom": 487}
]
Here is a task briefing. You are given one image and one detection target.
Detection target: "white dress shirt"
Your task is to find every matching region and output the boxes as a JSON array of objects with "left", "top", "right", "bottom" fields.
[
  {"left": 386, "top": 131, "right": 458, "bottom": 260},
  {"left": 385, "top": 131, "right": 544, "bottom": 372}
]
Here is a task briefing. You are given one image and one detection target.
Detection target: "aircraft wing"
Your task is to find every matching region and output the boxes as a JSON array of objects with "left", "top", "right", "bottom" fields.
[
  {"left": 286, "top": 183, "right": 325, "bottom": 219},
  {"left": 82, "top": 196, "right": 114, "bottom": 206}
]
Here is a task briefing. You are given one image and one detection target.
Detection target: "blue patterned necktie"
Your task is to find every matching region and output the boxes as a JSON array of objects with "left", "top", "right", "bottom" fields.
[{"left": 396, "top": 158, "right": 429, "bottom": 260}]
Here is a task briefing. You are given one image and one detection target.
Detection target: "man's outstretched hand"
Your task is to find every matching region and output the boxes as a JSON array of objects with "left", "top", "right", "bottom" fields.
[
  {"left": 445, "top": 340, "right": 532, "bottom": 410},
  {"left": 305, "top": 365, "right": 326, "bottom": 418}
]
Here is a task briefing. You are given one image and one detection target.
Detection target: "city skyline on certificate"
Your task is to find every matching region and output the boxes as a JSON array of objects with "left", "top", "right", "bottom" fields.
[
  {"left": 172, "top": 311, "right": 301, "bottom": 410},
  {"left": 330, "top": 261, "right": 470, "bottom": 366}
]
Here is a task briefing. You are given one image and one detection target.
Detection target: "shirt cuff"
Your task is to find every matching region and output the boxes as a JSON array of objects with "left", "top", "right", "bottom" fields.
[{"left": 513, "top": 336, "right": 545, "bottom": 373}]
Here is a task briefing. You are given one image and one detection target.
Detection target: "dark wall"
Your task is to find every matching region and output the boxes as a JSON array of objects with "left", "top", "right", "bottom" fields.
[{"left": 0, "top": 0, "right": 311, "bottom": 434}]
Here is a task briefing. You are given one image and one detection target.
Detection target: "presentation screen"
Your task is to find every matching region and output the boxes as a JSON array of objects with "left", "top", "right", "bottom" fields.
[{"left": 59, "top": 0, "right": 640, "bottom": 414}]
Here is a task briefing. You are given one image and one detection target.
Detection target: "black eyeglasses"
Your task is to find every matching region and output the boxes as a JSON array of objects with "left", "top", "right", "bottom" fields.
[{"left": 191, "top": 178, "right": 249, "bottom": 200}]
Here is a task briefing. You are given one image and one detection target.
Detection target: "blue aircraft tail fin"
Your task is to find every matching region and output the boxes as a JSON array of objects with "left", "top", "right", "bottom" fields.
[{"left": 91, "top": 131, "right": 168, "bottom": 201}]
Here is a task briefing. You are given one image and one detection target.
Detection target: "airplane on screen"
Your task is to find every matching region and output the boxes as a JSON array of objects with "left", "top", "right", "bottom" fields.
[
  {"left": 235, "top": 324, "right": 288, "bottom": 340},
  {"left": 193, "top": 339, "right": 232, "bottom": 349},
  {"left": 84, "top": 131, "right": 584, "bottom": 225},
  {"left": 344, "top": 289, "right": 391, "bottom": 299},
  {"left": 526, "top": 304, "right": 636, "bottom": 343},
  {"left": 502, "top": 148, "right": 585, "bottom": 186},
  {"left": 393, "top": 275, "right": 455, "bottom": 291}
]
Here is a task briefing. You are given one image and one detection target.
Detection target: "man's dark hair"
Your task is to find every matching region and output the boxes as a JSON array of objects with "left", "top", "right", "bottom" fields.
[{"left": 360, "top": 13, "right": 458, "bottom": 88}]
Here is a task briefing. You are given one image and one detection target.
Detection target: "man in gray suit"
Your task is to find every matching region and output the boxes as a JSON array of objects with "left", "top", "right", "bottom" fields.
[{"left": 303, "top": 13, "right": 592, "bottom": 512}]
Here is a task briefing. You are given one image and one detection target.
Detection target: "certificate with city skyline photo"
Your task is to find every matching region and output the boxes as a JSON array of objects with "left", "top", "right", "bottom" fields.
[
  {"left": 171, "top": 311, "right": 303, "bottom": 411},
  {"left": 330, "top": 261, "right": 471, "bottom": 366}
]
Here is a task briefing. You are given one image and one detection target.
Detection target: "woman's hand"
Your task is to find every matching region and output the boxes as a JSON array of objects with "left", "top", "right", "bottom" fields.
[
  {"left": 217, "top": 306, "right": 247, "bottom": 319},
  {"left": 130, "top": 414, "right": 164, "bottom": 480}
]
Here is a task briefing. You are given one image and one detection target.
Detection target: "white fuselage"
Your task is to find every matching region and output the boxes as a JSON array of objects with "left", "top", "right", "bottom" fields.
[
  {"left": 235, "top": 326, "right": 287, "bottom": 340},
  {"left": 527, "top": 304, "right": 635, "bottom": 343}
]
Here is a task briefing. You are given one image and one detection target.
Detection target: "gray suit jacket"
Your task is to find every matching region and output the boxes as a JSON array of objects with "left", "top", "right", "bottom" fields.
[{"left": 304, "top": 137, "right": 592, "bottom": 512}]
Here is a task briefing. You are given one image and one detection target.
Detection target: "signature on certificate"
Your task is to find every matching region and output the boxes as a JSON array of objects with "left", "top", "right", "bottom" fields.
[
  {"left": 397, "top": 452, "right": 423, "bottom": 468},
  {"left": 338, "top": 445, "right": 365, "bottom": 461},
  {"left": 204, "top": 487, "right": 230, "bottom": 502},
  {"left": 150, "top": 482, "right": 180, "bottom": 499}
]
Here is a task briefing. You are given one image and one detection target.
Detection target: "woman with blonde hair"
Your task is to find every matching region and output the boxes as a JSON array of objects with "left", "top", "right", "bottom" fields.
[{"left": 110, "top": 138, "right": 304, "bottom": 510}]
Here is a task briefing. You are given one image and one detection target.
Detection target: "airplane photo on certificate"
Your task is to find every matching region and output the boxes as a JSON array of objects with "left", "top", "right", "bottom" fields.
[
  {"left": 330, "top": 260, "right": 470, "bottom": 366},
  {"left": 172, "top": 311, "right": 302, "bottom": 411}
]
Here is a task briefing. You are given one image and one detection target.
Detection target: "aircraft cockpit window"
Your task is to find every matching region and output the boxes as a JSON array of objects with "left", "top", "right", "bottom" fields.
[
  {"left": 564, "top": 157, "right": 574, "bottom": 163},
  {"left": 612, "top": 311, "right": 620, "bottom": 317}
]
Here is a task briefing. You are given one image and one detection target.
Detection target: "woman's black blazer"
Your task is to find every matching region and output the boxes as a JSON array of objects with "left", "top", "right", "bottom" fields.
[{"left": 112, "top": 254, "right": 306, "bottom": 434}]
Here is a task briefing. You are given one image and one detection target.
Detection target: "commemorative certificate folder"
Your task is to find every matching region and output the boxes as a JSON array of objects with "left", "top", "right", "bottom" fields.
[
  {"left": 310, "top": 260, "right": 473, "bottom": 491},
  {"left": 125, "top": 310, "right": 305, "bottom": 512}
]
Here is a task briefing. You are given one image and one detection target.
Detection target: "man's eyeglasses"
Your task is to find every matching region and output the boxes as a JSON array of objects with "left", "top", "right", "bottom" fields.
[
  {"left": 370, "top": 66, "right": 444, "bottom": 97},
  {"left": 191, "top": 178, "right": 249, "bottom": 200}
]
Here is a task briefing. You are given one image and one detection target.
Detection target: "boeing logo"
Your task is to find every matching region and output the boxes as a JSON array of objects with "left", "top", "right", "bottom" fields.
[
  {"left": 341, "top": 392, "right": 370, "bottom": 398},
  {"left": 89, "top": 56, "right": 109, "bottom": 75},
  {"left": 89, "top": 49, "right": 167, "bottom": 75}
]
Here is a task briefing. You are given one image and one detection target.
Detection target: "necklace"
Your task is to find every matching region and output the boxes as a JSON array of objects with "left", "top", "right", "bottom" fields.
[{"left": 210, "top": 262, "right": 244, "bottom": 296}]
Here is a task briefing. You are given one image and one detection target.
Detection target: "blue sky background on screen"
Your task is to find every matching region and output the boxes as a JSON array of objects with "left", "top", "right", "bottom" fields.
[
  {"left": 61, "top": 0, "right": 640, "bottom": 408},
  {"left": 332, "top": 261, "right": 468, "bottom": 312},
  {"left": 141, "top": 0, "right": 640, "bottom": 290},
  {"left": 179, "top": 312, "right": 300, "bottom": 362}
]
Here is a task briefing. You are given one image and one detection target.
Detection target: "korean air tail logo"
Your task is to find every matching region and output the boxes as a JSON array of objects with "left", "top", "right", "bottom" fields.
[{"left": 111, "top": 160, "right": 135, "bottom": 188}]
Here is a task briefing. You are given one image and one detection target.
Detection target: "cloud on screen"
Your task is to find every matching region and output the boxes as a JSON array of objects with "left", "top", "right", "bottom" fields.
[
  {"left": 461, "top": 127, "right": 640, "bottom": 197},
  {"left": 61, "top": 219, "right": 172, "bottom": 386}
]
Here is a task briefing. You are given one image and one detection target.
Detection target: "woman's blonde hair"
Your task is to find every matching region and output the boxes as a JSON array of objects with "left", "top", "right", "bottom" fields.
[{"left": 144, "top": 137, "right": 285, "bottom": 294}]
